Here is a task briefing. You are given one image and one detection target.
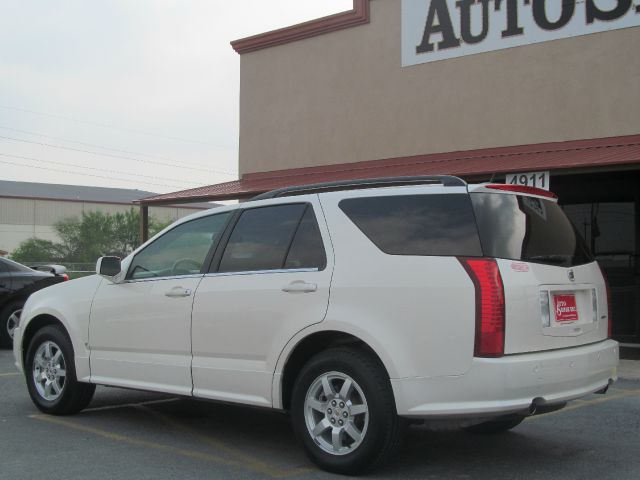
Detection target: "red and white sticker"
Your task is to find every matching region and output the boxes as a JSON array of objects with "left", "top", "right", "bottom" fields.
[
  {"left": 511, "top": 262, "right": 530, "bottom": 273},
  {"left": 553, "top": 294, "right": 579, "bottom": 323}
]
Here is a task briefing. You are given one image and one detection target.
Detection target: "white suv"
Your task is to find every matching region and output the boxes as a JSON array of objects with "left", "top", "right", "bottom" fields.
[{"left": 13, "top": 176, "right": 619, "bottom": 474}]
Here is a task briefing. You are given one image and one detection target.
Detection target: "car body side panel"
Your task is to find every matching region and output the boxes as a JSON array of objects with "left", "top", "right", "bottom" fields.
[
  {"left": 271, "top": 320, "right": 406, "bottom": 410},
  {"left": 0, "top": 260, "right": 63, "bottom": 310},
  {"left": 317, "top": 187, "right": 477, "bottom": 380},
  {"left": 191, "top": 196, "right": 335, "bottom": 407},
  {"left": 0, "top": 264, "right": 13, "bottom": 303},
  {"left": 13, "top": 275, "right": 103, "bottom": 381},
  {"left": 89, "top": 276, "right": 201, "bottom": 396}
]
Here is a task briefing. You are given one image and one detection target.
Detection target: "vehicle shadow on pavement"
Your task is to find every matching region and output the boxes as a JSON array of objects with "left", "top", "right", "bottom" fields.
[
  {"left": 50, "top": 386, "right": 634, "bottom": 479},
  {"left": 75, "top": 394, "right": 577, "bottom": 479}
]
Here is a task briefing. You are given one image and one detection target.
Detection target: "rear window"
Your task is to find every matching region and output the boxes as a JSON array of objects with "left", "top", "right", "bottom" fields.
[
  {"left": 339, "top": 194, "right": 483, "bottom": 256},
  {"left": 470, "top": 193, "right": 593, "bottom": 267},
  {"left": 1, "top": 258, "right": 34, "bottom": 273}
]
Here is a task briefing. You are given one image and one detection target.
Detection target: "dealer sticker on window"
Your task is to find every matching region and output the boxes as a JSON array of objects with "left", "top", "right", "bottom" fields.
[{"left": 553, "top": 294, "right": 579, "bottom": 323}]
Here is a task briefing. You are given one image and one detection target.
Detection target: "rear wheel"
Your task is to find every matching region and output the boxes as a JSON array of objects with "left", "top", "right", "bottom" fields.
[
  {"left": 25, "top": 325, "right": 95, "bottom": 415},
  {"left": 291, "top": 348, "right": 405, "bottom": 475},
  {"left": 463, "top": 415, "right": 525, "bottom": 434},
  {"left": 0, "top": 301, "right": 24, "bottom": 349}
]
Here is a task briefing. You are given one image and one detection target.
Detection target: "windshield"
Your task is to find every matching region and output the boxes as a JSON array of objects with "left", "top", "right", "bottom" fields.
[{"left": 470, "top": 193, "right": 593, "bottom": 267}]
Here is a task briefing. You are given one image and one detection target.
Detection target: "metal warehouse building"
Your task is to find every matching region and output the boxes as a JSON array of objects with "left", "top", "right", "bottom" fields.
[
  {"left": 0, "top": 180, "right": 211, "bottom": 254},
  {"left": 139, "top": 0, "right": 640, "bottom": 344}
]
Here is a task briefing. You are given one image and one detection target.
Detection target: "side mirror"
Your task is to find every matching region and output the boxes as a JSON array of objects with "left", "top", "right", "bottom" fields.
[{"left": 96, "top": 256, "right": 121, "bottom": 277}]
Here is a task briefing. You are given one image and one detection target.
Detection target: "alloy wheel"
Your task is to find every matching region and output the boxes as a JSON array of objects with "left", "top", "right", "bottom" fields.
[
  {"left": 303, "top": 371, "right": 369, "bottom": 455},
  {"left": 32, "top": 341, "right": 67, "bottom": 401},
  {"left": 6, "top": 308, "right": 22, "bottom": 340}
]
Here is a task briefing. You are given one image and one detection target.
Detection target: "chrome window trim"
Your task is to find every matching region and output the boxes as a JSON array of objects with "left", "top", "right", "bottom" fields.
[
  {"left": 123, "top": 273, "right": 204, "bottom": 284},
  {"left": 204, "top": 268, "right": 319, "bottom": 278}
]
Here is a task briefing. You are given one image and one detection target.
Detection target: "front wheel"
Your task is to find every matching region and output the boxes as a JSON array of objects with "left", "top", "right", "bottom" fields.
[
  {"left": 0, "top": 301, "right": 24, "bottom": 349},
  {"left": 25, "top": 325, "right": 95, "bottom": 415},
  {"left": 291, "top": 348, "right": 405, "bottom": 475}
]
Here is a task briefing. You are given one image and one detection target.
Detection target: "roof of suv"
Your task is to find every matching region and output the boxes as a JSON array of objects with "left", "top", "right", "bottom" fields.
[{"left": 251, "top": 176, "right": 467, "bottom": 201}]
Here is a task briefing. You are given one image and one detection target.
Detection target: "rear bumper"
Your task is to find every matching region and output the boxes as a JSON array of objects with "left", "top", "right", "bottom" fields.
[{"left": 392, "top": 340, "right": 619, "bottom": 418}]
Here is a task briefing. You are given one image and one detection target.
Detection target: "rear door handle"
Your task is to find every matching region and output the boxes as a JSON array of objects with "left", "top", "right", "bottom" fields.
[
  {"left": 282, "top": 281, "right": 317, "bottom": 293},
  {"left": 165, "top": 287, "right": 192, "bottom": 298}
]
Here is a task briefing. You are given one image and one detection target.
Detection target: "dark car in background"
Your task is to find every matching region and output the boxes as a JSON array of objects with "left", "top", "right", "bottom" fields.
[{"left": 0, "top": 258, "right": 68, "bottom": 348}]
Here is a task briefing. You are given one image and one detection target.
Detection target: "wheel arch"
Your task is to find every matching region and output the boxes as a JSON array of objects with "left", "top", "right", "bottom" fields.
[
  {"left": 21, "top": 314, "right": 70, "bottom": 366},
  {"left": 277, "top": 330, "right": 392, "bottom": 411}
]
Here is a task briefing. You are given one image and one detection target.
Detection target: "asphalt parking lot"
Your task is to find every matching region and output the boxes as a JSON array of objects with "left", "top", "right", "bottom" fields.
[{"left": 1, "top": 349, "right": 639, "bottom": 480}]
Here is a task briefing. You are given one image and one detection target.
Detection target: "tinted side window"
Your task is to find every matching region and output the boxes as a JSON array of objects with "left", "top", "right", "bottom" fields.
[
  {"left": 128, "top": 212, "right": 231, "bottom": 280},
  {"left": 339, "top": 194, "right": 482, "bottom": 256},
  {"left": 218, "top": 204, "right": 306, "bottom": 273},
  {"left": 2, "top": 258, "right": 33, "bottom": 273},
  {"left": 284, "top": 207, "right": 326, "bottom": 269}
]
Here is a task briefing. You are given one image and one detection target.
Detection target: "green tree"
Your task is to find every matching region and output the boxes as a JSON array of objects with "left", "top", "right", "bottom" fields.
[
  {"left": 10, "top": 209, "right": 173, "bottom": 264},
  {"left": 56, "top": 211, "right": 115, "bottom": 262},
  {"left": 10, "top": 238, "right": 64, "bottom": 264}
]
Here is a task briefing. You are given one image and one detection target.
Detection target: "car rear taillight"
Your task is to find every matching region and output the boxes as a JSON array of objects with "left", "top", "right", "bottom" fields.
[
  {"left": 62, "top": 274, "right": 69, "bottom": 281},
  {"left": 485, "top": 184, "right": 558, "bottom": 199},
  {"left": 459, "top": 258, "right": 505, "bottom": 357},
  {"left": 597, "top": 263, "right": 612, "bottom": 338}
]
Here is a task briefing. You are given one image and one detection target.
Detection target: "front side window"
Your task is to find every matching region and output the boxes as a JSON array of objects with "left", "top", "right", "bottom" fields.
[
  {"left": 218, "top": 204, "right": 325, "bottom": 273},
  {"left": 128, "top": 212, "right": 231, "bottom": 280}
]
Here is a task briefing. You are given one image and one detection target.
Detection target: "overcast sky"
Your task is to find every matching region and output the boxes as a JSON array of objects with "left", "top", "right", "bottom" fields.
[{"left": 0, "top": 0, "right": 352, "bottom": 194}]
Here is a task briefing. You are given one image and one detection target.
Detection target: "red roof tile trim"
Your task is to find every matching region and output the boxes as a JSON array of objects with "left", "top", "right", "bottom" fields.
[
  {"left": 139, "top": 134, "right": 640, "bottom": 204},
  {"left": 231, "top": 0, "right": 370, "bottom": 54}
]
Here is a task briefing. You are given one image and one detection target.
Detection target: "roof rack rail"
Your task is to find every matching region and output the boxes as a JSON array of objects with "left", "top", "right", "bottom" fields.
[{"left": 251, "top": 175, "right": 466, "bottom": 201}]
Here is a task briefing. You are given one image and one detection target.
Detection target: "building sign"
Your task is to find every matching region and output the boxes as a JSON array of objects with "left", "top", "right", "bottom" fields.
[
  {"left": 402, "top": 0, "right": 640, "bottom": 66},
  {"left": 506, "top": 171, "right": 550, "bottom": 190}
]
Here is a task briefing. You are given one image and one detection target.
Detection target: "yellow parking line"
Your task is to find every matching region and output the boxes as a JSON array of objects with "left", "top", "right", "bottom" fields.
[
  {"left": 30, "top": 414, "right": 241, "bottom": 468},
  {"left": 30, "top": 412, "right": 312, "bottom": 478},
  {"left": 136, "top": 405, "right": 313, "bottom": 478},
  {"left": 529, "top": 388, "right": 640, "bottom": 420},
  {"left": 0, "top": 372, "right": 19, "bottom": 377}
]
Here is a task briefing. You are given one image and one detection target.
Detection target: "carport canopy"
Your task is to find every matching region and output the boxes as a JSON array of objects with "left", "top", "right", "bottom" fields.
[{"left": 135, "top": 134, "right": 640, "bottom": 242}]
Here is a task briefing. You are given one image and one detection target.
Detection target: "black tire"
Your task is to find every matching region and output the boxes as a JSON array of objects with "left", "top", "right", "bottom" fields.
[
  {"left": 0, "top": 300, "right": 24, "bottom": 349},
  {"left": 25, "top": 325, "right": 96, "bottom": 415},
  {"left": 291, "top": 347, "right": 406, "bottom": 475},
  {"left": 463, "top": 415, "right": 525, "bottom": 434}
]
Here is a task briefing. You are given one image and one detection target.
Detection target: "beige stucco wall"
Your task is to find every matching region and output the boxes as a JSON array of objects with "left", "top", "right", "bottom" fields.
[{"left": 238, "top": 0, "right": 640, "bottom": 175}]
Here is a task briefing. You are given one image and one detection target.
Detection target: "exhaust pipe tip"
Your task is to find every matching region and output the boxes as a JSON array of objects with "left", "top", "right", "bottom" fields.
[
  {"left": 594, "top": 378, "right": 615, "bottom": 395},
  {"left": 527, "top": 397, "right": 543, "bottom": 416}
]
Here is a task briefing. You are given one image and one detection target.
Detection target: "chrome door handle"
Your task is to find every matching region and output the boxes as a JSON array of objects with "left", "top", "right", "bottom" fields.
[
  {"left": 165, "top": 287, "right": 192, "bottom": 298},
  {"left": 282, "top": 281, "right": 317, "bottom": 293}
]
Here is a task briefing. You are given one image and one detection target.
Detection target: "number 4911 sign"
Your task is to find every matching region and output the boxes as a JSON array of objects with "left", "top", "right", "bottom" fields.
[{"left": 505, "top": 171, "right": 550, "bottom": 191}]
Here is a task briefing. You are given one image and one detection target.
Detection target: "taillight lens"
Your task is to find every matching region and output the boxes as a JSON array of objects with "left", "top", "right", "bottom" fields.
[
  {"left": 460, "top": 258, "right": 505, "bottom": 357},
  {"left": 597, "top": 263, "right": 612, "bottom": 338},
  {"left": 62, "top": 273, "right": 70, "bottom": 281}
]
